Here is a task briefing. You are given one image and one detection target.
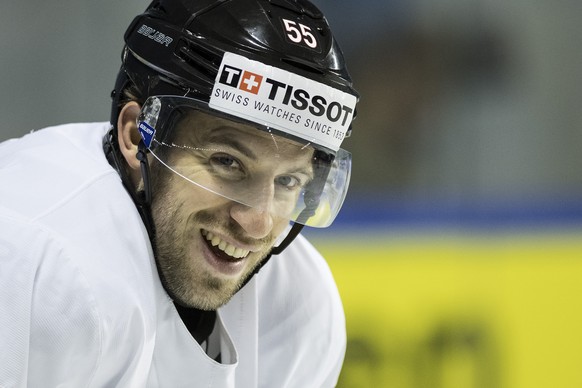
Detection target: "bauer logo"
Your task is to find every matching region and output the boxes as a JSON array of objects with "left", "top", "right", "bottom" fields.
[
  {"left": 138, "top": 122, "right": 156, "bottom": 148},
  {"left": 137, "top": 24, "right": 174, "bottom": 47},
  {"left": 211, "top": 52, "right": 357, "bottom": 151}
]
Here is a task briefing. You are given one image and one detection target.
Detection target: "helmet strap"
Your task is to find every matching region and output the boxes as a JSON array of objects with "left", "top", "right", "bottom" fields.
[
  {"left": 103, "top": 130, "right": 156, "bottom": 242},
  {"left": 237, "top": 221, "right": 305, "bottom": 290},
  {"left": 134, "top": 140, "right": 156, "bottom": 240},
  {"left": 136, "top": 140, "right": 153, "bottom": 205}
]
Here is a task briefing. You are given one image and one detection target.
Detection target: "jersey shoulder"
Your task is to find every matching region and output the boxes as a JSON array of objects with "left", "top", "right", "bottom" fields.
[
  {"left": 256, "top": 234, "right": 346, "bottom": 387},
  {"left": 0, "top": 122, "right": 114, "bottom": 220}
]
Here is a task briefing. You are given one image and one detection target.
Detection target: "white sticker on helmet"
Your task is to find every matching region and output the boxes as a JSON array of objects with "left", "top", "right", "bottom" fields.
[{"left": 209, "top": 52, "right": 357, "bottom": 151}]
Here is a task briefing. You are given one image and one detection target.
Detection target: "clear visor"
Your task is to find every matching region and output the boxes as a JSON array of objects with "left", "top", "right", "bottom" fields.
[{"left": 137, "top": 96, "right": 351, "bottom": 228}]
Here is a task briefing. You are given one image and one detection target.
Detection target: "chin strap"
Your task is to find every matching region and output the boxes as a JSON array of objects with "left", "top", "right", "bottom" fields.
[
  {"left": 236, "top": 221, "right": 304, "bottom": 290},
  {"left": 103, "top": 130, "right": 156, "bottom": 240},
  {"left": 135, "top": 140, "right": 156, "bottom": 240},
  {"left": 271, "top": 222, "right": 305, "bottom": 255}
]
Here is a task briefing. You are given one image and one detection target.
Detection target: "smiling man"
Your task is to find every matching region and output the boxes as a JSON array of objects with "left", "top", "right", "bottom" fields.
[
  {"left": 0, "top": 0, "right": 359, "bottom": 386},
  {"left": 142, "top": 107, "right": 317, "bottom": 310}
]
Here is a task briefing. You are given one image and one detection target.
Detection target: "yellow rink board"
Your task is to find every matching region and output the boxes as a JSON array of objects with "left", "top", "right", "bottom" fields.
[{"left": 313, "top": 229, "right": 582, "bottom": 388}]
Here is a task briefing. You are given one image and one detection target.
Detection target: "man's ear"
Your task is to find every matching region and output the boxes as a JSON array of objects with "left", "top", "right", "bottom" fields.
[{"left": 117, "top": 101, "right": 142, "bottom": 171}]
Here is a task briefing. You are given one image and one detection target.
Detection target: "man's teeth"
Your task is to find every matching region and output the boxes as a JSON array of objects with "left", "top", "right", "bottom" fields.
[{"left": 202, "top": 230, "right": 250, "bottom": 259}]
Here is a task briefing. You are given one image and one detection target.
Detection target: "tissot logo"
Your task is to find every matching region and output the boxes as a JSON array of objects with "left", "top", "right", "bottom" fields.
[
  {"left": 212, "top": 52, "right": 358, "bottom": 152},
  {"left": 218, "top": 65, "right": 263, "bottom": 95},
  {"left": 217, "top": 65, "right": 353, "bottom": 125}
]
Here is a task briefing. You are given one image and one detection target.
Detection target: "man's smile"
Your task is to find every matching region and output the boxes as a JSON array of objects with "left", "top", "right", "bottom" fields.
[{"left": 201, "top": 229, "right": 251, "bottom": 260}]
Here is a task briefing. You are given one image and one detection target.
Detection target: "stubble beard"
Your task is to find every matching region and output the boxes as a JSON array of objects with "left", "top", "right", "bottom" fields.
[
  {"left": 148, "top": 168, "right": 271, "bottom": 310},
  {"left": 153, "top": 203, "right": 238, "bottom": 310}
]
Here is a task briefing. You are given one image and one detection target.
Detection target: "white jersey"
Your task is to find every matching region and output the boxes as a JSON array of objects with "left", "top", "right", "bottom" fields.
[{"left": 0, "top": 123, "right": 345, "bottom": 387}]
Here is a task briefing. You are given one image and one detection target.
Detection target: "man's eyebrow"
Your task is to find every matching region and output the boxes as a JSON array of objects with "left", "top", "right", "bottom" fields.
[
  {"left": 206, "top": 130, "right": 257, "bottom": 159},
  {"left": 204, "top": 127, "right": 315, "bottom": 177}
]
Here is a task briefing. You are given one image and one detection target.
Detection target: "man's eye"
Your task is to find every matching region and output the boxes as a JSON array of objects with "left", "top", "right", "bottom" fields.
[
  {"left": 210, "top": 154, "right": 238, "bottom": 168},
  {"left": 275, "top": 175, "right": 301, "bottom": 189},
  {"left": 209, "top": 154, "right": 245, "bottom": 178}
]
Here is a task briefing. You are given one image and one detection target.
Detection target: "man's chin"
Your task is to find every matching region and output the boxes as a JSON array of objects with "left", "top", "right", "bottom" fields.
[{"left": 169, "top": 274, "right": 244, "bottom": 311}]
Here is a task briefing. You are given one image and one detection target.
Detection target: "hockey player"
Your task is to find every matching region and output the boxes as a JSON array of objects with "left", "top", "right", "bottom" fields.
[{"left": 0, "top": 0, "right": 359, "bottom": 386}]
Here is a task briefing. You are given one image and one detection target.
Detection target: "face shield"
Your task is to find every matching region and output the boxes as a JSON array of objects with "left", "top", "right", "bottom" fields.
[{"left": 137, "top": 53, "right": 357, "bottom": 228}]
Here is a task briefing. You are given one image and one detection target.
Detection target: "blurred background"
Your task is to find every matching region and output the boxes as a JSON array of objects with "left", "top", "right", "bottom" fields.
[{"left": 2, "top": 1, "right": 582, "bottom": 387}]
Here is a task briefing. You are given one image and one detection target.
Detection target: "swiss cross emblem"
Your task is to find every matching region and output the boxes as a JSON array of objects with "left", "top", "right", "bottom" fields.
[{"left": 239, "top": 71, "right": 263, "bottom": 94}]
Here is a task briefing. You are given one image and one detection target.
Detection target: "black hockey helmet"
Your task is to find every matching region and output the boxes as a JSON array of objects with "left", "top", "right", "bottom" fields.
[
  {"left": 111, "top": 0, "right": 358, "bottom": 115},
  {"left": 109, "top": 0, "right": 359, "bottom": 229}
]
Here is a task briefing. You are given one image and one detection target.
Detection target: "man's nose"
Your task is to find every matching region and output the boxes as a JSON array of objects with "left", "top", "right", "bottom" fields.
[{"left": 229, "top": 203, "right": 274, "bottom": 240}]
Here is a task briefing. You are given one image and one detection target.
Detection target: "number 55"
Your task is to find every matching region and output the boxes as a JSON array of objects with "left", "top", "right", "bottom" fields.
[{"left": 282, "top": 19, "right": 318, "bottom": 49}]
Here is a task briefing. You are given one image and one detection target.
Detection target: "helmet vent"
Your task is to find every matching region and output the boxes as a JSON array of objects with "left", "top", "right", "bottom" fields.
[{"left": 176, "top": 39, "right": 221, "bottom": 79}]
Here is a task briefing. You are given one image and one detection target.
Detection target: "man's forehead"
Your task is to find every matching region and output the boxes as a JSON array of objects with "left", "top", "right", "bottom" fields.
[{"left": 175, "top": 109, "right": 315, "bottom": 156}]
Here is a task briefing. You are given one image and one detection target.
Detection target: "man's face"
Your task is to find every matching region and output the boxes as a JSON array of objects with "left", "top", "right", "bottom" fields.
[{"left": 148, "top": 110, "right": 314, "bottom": 310}]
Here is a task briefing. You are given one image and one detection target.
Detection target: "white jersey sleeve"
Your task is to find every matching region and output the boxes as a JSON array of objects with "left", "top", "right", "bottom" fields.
[
  {"left": 0, "top": 211, "right": 102, "bottom": 387},
  {"left": 0, "top": 124, "right": 157, "bottom": 387}
]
